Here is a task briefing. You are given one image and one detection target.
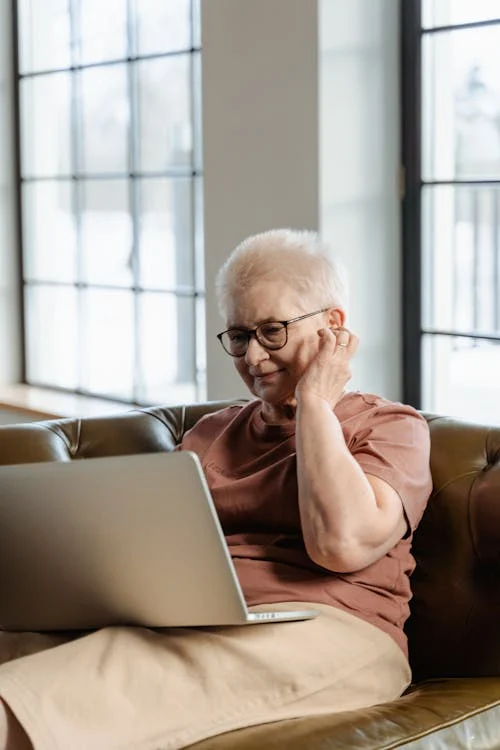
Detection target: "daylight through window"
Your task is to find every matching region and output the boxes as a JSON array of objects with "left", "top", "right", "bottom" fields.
[{"left": 15, "top": 0, "right": 205, "bottom": 405}]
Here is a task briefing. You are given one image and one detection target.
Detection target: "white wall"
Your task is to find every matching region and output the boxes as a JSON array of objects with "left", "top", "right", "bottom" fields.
[
  {"left": 203, "top": 0, "right": 402, "bottom": 402},
  {"left": 0, "top": 0, "right": 21, "bottom": 385},
  {"left": 319, "top": 0, "right": 401, "bottom": 400},
  {"left": 202, "top": 0, "right": 320, "bottom": 400}
]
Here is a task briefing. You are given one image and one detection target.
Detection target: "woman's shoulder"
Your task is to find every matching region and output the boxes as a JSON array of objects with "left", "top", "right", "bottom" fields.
[{"left": 335, "top": 391, "right": 426, "bottom": 427}]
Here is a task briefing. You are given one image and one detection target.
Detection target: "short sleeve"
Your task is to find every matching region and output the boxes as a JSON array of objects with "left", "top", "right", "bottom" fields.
[{"left": 342, "top": 398, "right": 432, "bottom": 531}]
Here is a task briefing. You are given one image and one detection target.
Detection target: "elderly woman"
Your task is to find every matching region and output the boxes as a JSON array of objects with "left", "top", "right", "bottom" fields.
[{"left": 0, "top": 229, "right": 432, "bottom": 750}]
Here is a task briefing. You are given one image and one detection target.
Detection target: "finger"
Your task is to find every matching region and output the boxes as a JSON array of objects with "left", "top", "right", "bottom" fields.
[
  {"left": 318, "top": 327, "right": 336, "bottom": 344},
  {"left": 347, "top": 331, "right": 359, "bottom": 355},
  {"left": 334, "top": 327, "right": 350, "bottom": 349}
]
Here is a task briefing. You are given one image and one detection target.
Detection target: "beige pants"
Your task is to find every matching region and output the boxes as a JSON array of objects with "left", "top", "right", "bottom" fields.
[{"left": 0, "top": 603, "right": 410, "bottom": 750}]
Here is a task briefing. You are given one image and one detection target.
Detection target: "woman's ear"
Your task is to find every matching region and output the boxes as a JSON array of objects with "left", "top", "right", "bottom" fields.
[{"left": 328, "top": 308, "right": 346, "bottom": 329}]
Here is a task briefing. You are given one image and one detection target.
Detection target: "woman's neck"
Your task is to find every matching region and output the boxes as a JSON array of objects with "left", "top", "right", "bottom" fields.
[{"left": 260, "top": 400, "right": 296, "bottom": 425}]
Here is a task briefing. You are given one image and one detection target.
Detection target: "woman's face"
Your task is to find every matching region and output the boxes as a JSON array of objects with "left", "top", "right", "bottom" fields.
[{"left": 225, "top": 280, "right": 343, "bottom": 410}]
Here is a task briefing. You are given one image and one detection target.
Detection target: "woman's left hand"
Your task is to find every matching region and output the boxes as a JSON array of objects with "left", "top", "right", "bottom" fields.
[{"left": 295, "top": 327, "right": 358, "bottom": 409}]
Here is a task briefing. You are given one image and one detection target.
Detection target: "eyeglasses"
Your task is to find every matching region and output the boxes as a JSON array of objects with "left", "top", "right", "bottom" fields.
[{"left": 217, "top": 308, "right": 329, "bottom": 357}]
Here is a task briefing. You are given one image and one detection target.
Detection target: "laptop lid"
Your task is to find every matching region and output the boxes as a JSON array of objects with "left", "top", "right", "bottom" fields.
[{"left": 0, "top": 451, "right": 256, "bottom": 630}]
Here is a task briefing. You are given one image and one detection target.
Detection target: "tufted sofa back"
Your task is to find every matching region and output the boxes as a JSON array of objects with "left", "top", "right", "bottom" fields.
[
  {"left": 0, "top": 401, "right": 499, "bottom": 683},
  {"left": 406, "top": 414, "right": 500, "bottom": 681}
]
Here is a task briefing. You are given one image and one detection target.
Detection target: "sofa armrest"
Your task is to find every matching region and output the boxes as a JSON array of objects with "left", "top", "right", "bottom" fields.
[{"left": 187, "top": 677, "right": 500, "bottom": 750}]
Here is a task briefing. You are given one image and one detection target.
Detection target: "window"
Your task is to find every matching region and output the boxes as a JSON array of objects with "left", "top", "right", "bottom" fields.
[
  {"left": 15, "top": 0, "right": 205, "bottom": 405},
  {"left": 402, "top": 0, "right": 500, "bottom": 424}
]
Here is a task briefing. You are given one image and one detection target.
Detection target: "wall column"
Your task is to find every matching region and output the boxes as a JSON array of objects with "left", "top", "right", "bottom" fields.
[{"left": 202, "top": 0, "right": 320, "bottom": 400}]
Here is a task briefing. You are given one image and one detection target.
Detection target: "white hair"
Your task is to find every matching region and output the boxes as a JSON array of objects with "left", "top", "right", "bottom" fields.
[{"left": 215, "top": 228, "right": 348, "bottom": 318}]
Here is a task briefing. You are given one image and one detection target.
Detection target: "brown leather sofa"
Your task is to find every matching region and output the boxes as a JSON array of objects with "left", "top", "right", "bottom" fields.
[{"left": 0, "top": 400, "right": 499, "bottom": 749}]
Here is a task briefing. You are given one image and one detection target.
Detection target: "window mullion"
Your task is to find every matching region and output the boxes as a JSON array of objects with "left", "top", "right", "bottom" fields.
[
  {"left": 401, "top": 0, "right": 423, "bottom": 408},
  {"left": 126, "top": 0, "right": 141, "bottom": 404}
]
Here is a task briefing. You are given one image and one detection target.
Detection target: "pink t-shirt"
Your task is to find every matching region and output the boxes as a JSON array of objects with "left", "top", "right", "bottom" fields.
[{"left": 179, "top": 392, "right": 432, "bottom": 655}]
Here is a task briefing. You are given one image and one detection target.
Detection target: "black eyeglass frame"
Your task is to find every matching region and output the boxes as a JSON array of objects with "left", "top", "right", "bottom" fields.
[{"left": 217, "top": 308, "right": 330, "bottom": 357}]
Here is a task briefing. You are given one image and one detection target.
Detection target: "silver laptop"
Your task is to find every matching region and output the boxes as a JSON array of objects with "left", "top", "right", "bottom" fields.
[{"left": 0, "top": 451, "right": 317, "bottom": 631}]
